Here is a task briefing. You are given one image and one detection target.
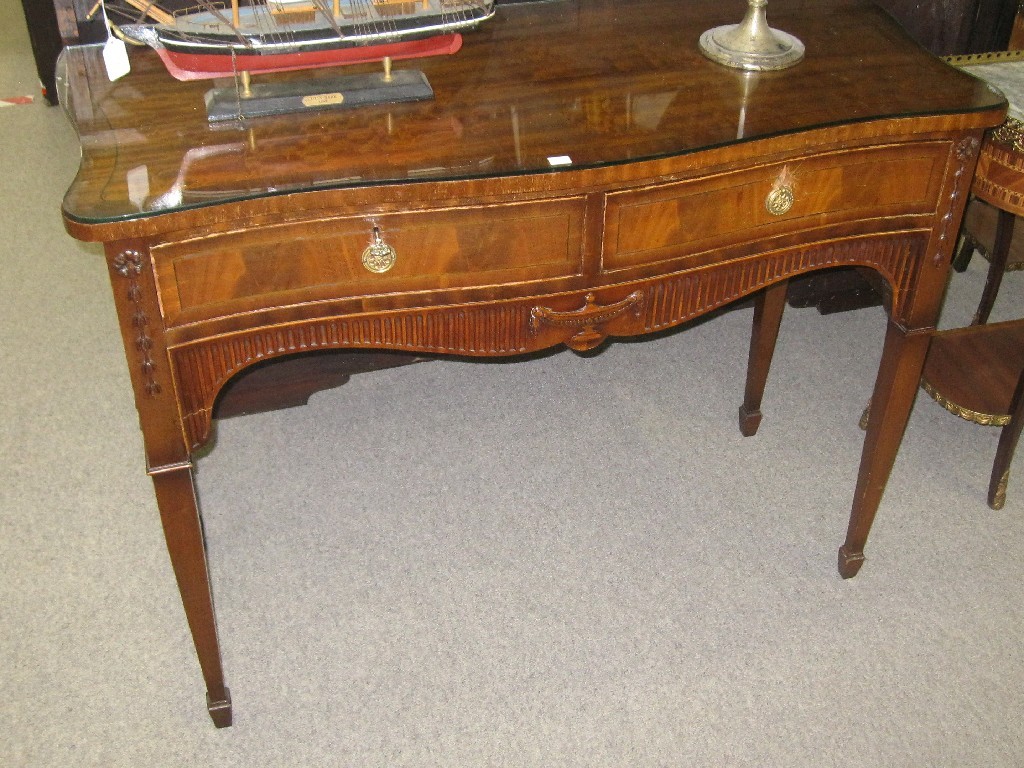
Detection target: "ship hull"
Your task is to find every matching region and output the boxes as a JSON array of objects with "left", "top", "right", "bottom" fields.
[
  {"left": 119, "top": 2, "right": 493, "bottom": 82},
  {"left": 156, "top": 33, "right": 463, "bottom": 80}
]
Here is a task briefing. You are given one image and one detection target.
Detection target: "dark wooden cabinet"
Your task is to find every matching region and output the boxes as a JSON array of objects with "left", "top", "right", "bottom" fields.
[
  {"left": 878, "top": 0, "right": 1018, "bottom": 56},
  {"left": 46, "top": 0, "right": 107, "bottom": 45},
  {"left": 19, "top": 0, "right": 63, "bottom": 104},
  {"left": 19, "top": 0, "right": 105, "bottom": 104}
]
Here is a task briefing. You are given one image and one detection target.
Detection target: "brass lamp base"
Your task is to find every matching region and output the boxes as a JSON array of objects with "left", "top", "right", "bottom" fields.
[{"left": 699, "top": 0, "right": 804, "bottom": 71}]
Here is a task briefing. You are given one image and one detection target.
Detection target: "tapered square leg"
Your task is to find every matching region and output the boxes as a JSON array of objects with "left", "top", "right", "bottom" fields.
[
  {"left": 739, "top": 281, "right": 788, "bottom": 437},
  {"left": 152, "top": 464, "right": 232, "bottom": 726},
  {"left": 207, "top": 688, "right": 233, "bottom": 728},
  {"left": 839, "top": 320, "right": 931, "bottom": 578}
]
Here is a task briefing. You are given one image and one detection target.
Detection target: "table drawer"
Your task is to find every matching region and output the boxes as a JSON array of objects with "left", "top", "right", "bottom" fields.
[
  {"left": 602, "top": 144, "right": 948, "bottom": 272},
  {"left": 155, "top": 197, "right": 587, "bottom": 325}
]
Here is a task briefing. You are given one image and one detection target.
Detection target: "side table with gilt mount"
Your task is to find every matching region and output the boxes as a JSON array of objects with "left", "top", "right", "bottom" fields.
[
  {"left": 922, "top": 55, "right": 1024, "bottom": 509},
  {"left": 953, "top": 104, "right": 1024, "bottom": 324}
]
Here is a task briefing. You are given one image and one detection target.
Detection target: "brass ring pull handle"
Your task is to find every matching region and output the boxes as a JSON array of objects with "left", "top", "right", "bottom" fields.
[
  {"left": 530, "top": 290, "right": 645, "bottom": 351},
  {"left": 765, "top": 183, "right": 795, "bottom": 216},
  {"left": 361, "top": 226, "right": 397, "bottom": 273}
]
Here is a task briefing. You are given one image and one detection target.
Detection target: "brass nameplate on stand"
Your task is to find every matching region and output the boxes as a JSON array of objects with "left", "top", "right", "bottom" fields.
[{"left": 205, "top": 69, "right": 433, "bottom": 122}]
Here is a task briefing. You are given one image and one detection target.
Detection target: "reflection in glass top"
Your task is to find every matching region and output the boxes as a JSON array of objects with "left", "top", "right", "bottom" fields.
[{"left": 61, "top": 0, "right": 1005, "bottom": 225}]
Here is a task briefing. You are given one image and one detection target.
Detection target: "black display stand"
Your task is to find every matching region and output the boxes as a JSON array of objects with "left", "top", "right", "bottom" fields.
[
  {"left": 19, "top": 0, "right": 106, "bottom": 105},
  {"left": 19, "top": 0, "right": 63, "bottom": 105}
]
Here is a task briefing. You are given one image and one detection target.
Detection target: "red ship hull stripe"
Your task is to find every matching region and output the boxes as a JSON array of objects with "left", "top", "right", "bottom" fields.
[{"left": 157, "top": 34, "right": 463, "bottom": 81}]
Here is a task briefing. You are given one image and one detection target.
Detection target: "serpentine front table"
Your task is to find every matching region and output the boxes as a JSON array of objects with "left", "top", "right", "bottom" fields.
[{"left": 60, "top": 0, "right": 1005, "bottom": 727}]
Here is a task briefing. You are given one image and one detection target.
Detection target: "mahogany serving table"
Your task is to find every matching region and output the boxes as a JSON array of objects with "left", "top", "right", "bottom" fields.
[{"left": 60, "top": 0, "right": 1005, "bottom": 727}]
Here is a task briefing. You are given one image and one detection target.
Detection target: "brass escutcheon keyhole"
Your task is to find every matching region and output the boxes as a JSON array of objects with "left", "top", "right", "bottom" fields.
[
  {"left": 765, "top": 183, "right": 795, "bottom": 216},
  {"left": 765, "top": 182, "right": 794, "bottom": 215},
  {"left": 361, "top": 226, "right": 397, "bottom": 273}
]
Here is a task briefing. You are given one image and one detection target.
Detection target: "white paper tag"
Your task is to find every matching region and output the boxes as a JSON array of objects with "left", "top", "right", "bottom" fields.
[
  {"left": 126, "top": 165, "right": 150, "bottom": 209},
  {"left": 103, "top": 36, "right": 131, "bottom": 82},
  {"left": 547, "top": 155, "right": 573, "bottom": 167}
]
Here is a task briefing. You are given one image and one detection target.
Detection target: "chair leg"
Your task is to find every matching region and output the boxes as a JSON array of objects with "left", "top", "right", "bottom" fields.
[
  {"left": 974, "top": 208, "right": 1015, "bottom": 325},
  {"left": 989, "top": 371, "right": 1024, "bottom": 510}
]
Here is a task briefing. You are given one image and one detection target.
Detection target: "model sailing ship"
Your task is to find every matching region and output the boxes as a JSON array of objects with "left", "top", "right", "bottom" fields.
[{"left": 105, "top": 0, "right": 496, "bottom": 81}]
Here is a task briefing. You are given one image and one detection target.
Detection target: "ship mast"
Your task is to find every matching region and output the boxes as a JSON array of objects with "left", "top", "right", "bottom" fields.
[{"left": 232, "top": 0, "right": 240, "bottom": 27}]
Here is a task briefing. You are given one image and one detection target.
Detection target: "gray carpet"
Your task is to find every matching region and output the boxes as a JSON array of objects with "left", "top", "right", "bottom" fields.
[{"left": 3, "top": 4, "right": 1024, "bottom": 766}]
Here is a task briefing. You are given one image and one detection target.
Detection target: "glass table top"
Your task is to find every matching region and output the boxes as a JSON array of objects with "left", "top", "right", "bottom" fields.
[{"left": 60, "top": 0, "right": 1006, "bottom": 226}]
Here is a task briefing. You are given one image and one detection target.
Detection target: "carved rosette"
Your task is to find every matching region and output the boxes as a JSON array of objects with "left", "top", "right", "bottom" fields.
[{"left": 112, "top": 248, "right": 162, "bottom": 397}]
